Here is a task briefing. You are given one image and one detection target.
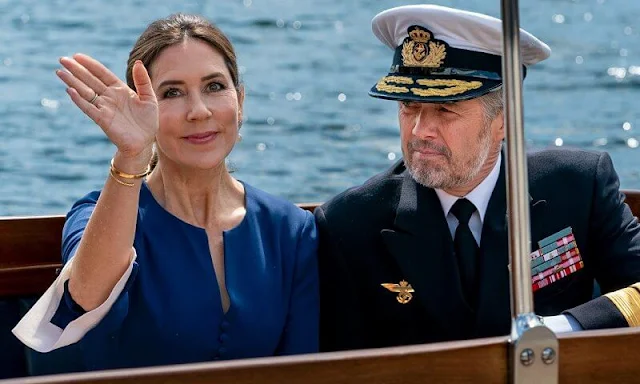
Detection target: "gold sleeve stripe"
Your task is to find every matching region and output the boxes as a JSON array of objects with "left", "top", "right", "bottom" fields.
[{"left": 604, "top": 285, "right": 640, "bottom": 327}]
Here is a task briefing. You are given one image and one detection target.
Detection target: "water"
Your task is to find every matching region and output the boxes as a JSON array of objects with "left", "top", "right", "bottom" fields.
[{"left": 0, "top": 0, "right": 638, "bottom": 216}]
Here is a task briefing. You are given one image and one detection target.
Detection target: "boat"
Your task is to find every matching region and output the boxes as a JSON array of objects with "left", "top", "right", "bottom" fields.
[
  {"left": 2, "top": 0, "right": 640, "bottom": 382},
  {"left": 2, "top": 192, "right": 640, "bottom": 383}
]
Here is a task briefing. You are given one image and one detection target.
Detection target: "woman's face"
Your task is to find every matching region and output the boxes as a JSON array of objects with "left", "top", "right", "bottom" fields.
[{"left": 150, "top": 38, "right": 243, "bottom": 171}]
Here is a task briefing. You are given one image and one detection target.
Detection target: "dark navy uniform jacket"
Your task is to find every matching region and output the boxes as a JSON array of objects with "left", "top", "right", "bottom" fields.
[{"left": 316, "top": 149, "right": 640, "bottom": 351}]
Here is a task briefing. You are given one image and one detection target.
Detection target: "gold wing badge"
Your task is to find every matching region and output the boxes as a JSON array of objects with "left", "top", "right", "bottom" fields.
[{"left": 381, "top": 280, "right": 415, "bottom": 304}]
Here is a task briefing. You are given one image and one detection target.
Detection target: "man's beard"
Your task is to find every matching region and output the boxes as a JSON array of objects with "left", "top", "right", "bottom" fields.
[{"left": 404, "top": 125, "right": 493, "bottom": 190}]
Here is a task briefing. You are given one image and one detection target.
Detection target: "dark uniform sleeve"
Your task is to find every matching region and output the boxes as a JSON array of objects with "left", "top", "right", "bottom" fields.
[
  {"left": 315, "top": 206, "right": 369, "bottom": 352},
  {"left": 564, "top": 152, "right": 640, "bottom": 329}
]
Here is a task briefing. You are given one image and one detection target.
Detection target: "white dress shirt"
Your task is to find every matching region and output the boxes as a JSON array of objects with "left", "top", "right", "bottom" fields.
[
  {"left": 432, "top": 153, "right": 580, "bottom": 333},
  {"left": 435, "top": 153, "right": 502, "bottom": 246}
]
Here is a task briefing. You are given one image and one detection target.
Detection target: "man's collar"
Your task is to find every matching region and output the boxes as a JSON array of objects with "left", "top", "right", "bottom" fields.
[{"left": 435, "top": 152, "right": 502, "bottom": 223}]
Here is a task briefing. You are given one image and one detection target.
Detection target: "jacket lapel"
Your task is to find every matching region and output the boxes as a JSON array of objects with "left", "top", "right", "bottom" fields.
[
  {"left": 380, "top": 172, "right": 474, "bottom": 339},
  {"left": 473, "top": 160, "right": 510, "bottom": 336},
  {"left": 474, "top": 157, "right": 548, "bottom": 336}
]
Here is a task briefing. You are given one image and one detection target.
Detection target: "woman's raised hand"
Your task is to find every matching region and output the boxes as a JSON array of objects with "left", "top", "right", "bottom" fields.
[{"left": 57, "top": 54, "right": 158, "bottom": 162}]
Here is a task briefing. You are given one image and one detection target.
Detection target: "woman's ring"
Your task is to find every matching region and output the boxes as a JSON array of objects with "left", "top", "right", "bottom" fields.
[{"left": 89, "top": 92, "right": 99, "bottom": 105}]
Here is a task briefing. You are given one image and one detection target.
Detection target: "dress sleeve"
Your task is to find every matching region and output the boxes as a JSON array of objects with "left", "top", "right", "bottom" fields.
[
  {"left": 275, "top": 211, "right": 320, "bottom": 355},
  {"left": 12, "top": 198, "right": 139, "bottom": 352}
]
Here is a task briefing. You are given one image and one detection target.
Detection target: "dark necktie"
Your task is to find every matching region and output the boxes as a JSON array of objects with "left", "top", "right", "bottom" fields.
[{"left": 450, "top": 198, "right": 479, "bottom": 307}]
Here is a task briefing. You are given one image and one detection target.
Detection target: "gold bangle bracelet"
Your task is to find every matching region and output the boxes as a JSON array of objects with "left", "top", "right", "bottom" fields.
[
  {"left": 110, "top": 158, "right": 152, "bottom": 179},
  {"left": 109, "top": 168, "right": 135, "bottom": 187}
]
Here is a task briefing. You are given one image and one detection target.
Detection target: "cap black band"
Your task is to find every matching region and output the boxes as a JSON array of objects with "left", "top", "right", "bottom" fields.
[{"left": 391, "top": 43, "right": 527, "bottom": 80}]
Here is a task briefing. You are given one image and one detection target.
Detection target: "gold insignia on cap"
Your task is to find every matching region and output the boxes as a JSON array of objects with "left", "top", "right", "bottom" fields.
[
  {"left": 381, "top": 280, "right": 415, "bottom": 304},
  {"left": 402, "top": 26, "right": 447, "bottom": 68},
  {"left": 375, "top": 76, "right": 414, "bottom": 94},
  {"left": 375, "top": 77, "right": 483, "bottom": 98},
  {"left": 411, "top": 79, "right": 483, "bottom": 97}
]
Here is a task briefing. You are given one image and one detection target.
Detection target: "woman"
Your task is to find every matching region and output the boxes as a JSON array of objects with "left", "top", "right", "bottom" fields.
[{"left": 13, "top": 13, "right": 319, "bottom": 372}]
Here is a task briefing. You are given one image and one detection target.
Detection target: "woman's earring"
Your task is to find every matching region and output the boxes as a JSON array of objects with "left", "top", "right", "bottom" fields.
[{"left": 237, "top": 133, "right": 243, "bottom": 143}]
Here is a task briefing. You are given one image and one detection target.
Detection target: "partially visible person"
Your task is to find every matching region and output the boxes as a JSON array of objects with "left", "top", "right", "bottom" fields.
[
  {"left": 316, "top": 4, "right": 640, "bottom": 352},
  {"left": 13, "top": 13, "right": 319, "bottom": 373}
]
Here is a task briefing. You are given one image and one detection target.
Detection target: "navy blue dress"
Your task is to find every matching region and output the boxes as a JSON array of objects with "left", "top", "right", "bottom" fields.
[{"left": 46, "top": 181, "right": 319, "bottom": 371}]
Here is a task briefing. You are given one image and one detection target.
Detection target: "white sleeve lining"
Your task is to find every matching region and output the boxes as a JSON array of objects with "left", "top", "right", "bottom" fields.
[{"left": 11, "top": 248, "right": 137, "bottom": 353}]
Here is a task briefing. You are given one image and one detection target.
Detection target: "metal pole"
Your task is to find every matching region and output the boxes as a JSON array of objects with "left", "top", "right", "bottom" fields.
[
  {"left": 500, "top": 0, "right": 559, "bottom": 382},
  {"left": 501, "top": 0, "right": 532, "bottom": 318}
]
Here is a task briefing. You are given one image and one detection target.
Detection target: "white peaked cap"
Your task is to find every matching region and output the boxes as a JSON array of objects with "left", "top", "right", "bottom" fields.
[{"left": 372, "top": 4, "right": 551, "bottom": 66}]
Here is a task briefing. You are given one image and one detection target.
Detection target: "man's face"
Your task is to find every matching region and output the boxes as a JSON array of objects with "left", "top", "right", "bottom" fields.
[{"left": 398, "top": 97, "right": 504, "bottom": 191}]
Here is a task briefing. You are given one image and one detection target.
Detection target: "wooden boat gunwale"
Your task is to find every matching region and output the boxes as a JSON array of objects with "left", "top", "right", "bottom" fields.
[{"left": 0, "top": 328, "right": 639, "bottom": 383}]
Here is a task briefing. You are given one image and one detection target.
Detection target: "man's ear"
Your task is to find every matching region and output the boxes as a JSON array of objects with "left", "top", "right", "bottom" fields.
[{"left": 493, "top": 110, "right": 505, "bottom": 141}]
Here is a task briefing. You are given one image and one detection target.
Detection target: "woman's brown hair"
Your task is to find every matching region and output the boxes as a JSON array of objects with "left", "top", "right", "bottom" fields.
[{"left": 126, "top": 13, "right": 240, "bottom": 91}]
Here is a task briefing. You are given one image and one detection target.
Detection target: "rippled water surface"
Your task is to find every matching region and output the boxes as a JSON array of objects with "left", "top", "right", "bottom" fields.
[{"left": 0, "top": 0, "right": 638, "bottom": 216}]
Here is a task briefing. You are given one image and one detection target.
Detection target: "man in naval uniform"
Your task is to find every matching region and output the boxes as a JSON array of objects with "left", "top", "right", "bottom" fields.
[{"left": 316, "top": 4, "right": 640, "bottom": 352}]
